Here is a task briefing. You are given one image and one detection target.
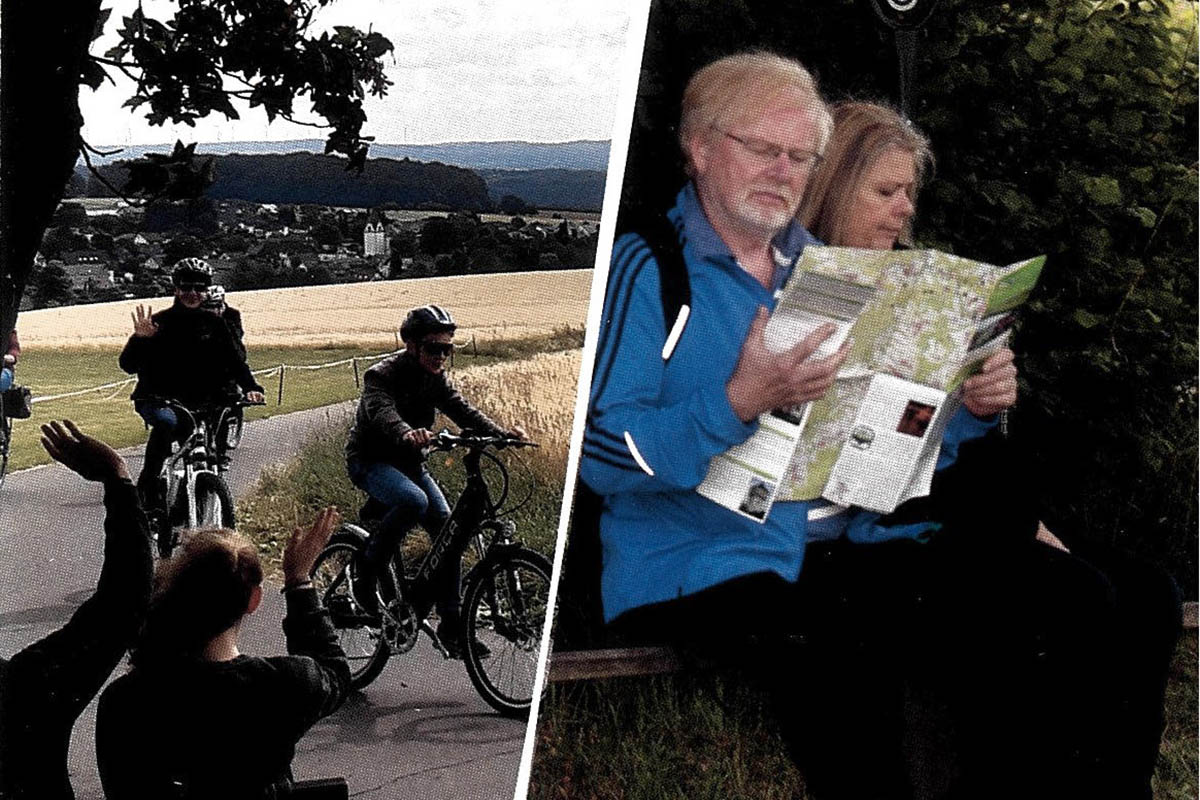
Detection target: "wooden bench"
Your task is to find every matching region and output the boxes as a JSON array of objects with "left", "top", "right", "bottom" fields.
[{"left": 548, "top": 601, "right": 1199, "bottom": 683}]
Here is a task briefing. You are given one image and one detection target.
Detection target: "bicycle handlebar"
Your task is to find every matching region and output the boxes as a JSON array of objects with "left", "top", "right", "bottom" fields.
[
  {"left": 427, "top": 428, "right": 538, "bottom": 453},
  {"left": 141, "top": 396, "right": 265, "bottom": 414}
]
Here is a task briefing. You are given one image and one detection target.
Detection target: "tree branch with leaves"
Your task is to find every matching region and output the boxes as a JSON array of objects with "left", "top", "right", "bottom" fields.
[{"left": 0, "top": 0, "right": 394, "bottom": 340}]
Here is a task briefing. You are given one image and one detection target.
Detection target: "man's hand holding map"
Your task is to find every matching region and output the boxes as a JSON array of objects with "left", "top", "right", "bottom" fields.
[{"left": 697, "top": 246, "right": 1045, "bottom": 520}]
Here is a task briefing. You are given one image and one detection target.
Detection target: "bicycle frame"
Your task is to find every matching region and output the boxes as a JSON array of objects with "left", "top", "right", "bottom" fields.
[
  {"left": 391, "top": 443, "right": 508, "bottom": 624},
  {"left": 157, "top": 401, "right": 250, "bottom": 528}
]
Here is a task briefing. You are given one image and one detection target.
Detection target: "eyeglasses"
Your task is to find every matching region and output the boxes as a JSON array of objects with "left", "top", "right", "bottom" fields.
[
  {"left": 714, "top": 126, "right": 824, "bottom": 169},
  {"left": 175, "top": 282, "right": 210, "bottom": 292},
  {"left": 421, "top": 342, "right": 454, "bottom": 357}
]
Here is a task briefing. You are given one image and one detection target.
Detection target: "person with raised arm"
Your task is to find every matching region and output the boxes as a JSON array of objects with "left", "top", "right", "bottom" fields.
[
  {"left": 96, "top": 507, "right": 348, "bottom": 799},
  {"left": 119, "top": 259, "right": 265, "bottom": 517},
  {"left": 0, "top": 421, "right": 153, "bottom": 800}
]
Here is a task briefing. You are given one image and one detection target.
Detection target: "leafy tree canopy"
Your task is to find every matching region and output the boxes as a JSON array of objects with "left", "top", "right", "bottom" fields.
[
  {"left": 94, "top": 1, "right": 393, "bottom": 170},
  {"left": 0, "top": 0, "right": 394, "bottom": 337}
]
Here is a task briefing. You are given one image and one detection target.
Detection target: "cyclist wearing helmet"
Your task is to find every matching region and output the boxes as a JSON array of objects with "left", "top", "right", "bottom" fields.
[
  {"left": 345, "top": 304, "right": 525, "bottom": 656},
  {"left": 119, "top": 259, "right": 265, "bottom": 512},
  {"left": 204, "top": 285, "right": 249, "bottom": 465},
  {"left": 203, "top": 285, "right": 247, "bottom": 362}
]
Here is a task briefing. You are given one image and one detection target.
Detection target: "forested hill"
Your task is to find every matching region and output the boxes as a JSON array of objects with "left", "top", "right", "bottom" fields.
[
  {"left": 81, "top": 138, "right": 610, "bottom": 172},
  {"left": 88, "top": 152, "right": 494, "bottom": 210},
  {"left": 78, "top": 152, "right": 607, "bottom": 211},
  {"left": 478, "top": 168, "right": 606, "bottom": 212}
]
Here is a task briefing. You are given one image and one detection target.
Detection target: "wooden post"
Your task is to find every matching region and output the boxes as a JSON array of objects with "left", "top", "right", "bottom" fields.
[
  {"left": 471, "top": 334, "right": 477, "bottom": 357},
  {"left": 276, "top": 365, "right": 285, "bottom": 406},
  {"left": 394, "top": 331, "right": 401, "bottom": 351},
  {"left": 352, "top": 357, "right": 360, "bottom": 388}
]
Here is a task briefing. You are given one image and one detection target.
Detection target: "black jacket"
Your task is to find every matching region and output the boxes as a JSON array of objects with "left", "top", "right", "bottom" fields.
[
  {"left": 220, "top": 305, "right": 247, "bottom": 363},
  {"left": 345, "top": 350, "right": 504, "bottom": 471},
  {"left": 119, "top": 302, "right": 261, "bottom": 407},
  {"left": 95, "top": 588, "right": 351, "bottom": 800},
  {"left": 0, "top": 480, "right": 153, "bottom": 800}
]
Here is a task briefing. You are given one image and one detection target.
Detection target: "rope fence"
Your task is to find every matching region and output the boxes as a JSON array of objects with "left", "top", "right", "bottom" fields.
[{"left": 29, "top": 349, "right": 402, "bottom": 408}]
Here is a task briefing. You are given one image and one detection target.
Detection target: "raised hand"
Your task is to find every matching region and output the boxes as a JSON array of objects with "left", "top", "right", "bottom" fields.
[
  {"left": 244, "top": 390, "right": 265, "bottom": 405},
  {"left": 41, "top": 420, "right": 130, "bottom": 483},
  {"left": 726, "top": 309, "right": 850, "bottom": 422},
  {"left": 964, "top": 347, "right": 1018, "bottom": 418},
  {"left": 131, "top": 305, "right": 157, "bottom": 338},
  {"left": 283, "top": 506, "right": 341, "bottom": 587}
]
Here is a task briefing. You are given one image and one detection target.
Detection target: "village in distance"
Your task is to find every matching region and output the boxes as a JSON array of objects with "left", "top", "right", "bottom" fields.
[{"left": 27, "top": 141, "right": 605, "bottom": 310}]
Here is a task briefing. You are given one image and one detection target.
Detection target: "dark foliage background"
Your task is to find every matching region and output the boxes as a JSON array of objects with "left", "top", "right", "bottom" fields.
[{"left": 605, "top": 0, "right": 1197, "bottom": 613}]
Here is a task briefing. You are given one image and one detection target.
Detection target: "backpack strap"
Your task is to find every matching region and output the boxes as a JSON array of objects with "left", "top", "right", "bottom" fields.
[
  {"left": 560, "top": 211, "right": 693, "bottom": 647},
  {"left": 626, "top": 211, "right": 691, "bottom": 361}
]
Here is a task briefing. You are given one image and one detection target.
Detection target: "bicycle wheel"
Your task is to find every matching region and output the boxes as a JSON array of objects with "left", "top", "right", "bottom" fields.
[
  {"left": 460, "top": 547, "right": 551, "bottom": 718},
  {"left": 194, "top": 472, "right": 235, "bottom": 529},
  {"left": 310, "top": 536, "right": 390, "bottom": 689}
]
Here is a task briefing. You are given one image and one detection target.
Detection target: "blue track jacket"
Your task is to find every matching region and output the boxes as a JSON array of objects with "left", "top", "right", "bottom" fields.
[{"left": 581, "top": 184, "right": 995, "bottom": 622}]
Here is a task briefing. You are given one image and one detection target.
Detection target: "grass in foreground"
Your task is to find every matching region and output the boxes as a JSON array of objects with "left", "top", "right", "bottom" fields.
[
  {"left": 237, "top": 347, "right": 580, "bottom": 570},
  {"left": 533, "top": 672, "right": 808, "bottom": 800},
  {"left": 531, "top": 633, "right": 1198, "bottom": 800},
  {"left": 4, "top": 327, "right": 583, "bottom": 472}
]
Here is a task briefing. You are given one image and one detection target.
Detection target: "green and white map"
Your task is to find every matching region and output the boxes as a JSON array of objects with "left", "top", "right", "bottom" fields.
[{"left": 697, "top": 246, "right": 1045, "bottom": 519}]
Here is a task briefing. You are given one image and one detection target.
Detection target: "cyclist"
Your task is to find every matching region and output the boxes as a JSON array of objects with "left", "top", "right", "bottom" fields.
[
  {"left": 345, "top": 304, "right": 525, "bottom": 657},
  {"left": 203, "top": 284, "right": 247, "bottom": 362},
  {"left": 203, "top": 284, "right": 249, "bottom": 464},
  {"left": 118, "top": 258, "right": 265, "bottom": 514}
]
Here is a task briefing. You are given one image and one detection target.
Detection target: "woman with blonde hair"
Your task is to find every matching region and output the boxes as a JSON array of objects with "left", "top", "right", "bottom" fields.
[
  {"left": 97, "top": 508, "right": 349, "bottom": 799},
  {"left": 794, "top": 101, "right": 1180, "bottom": 800}
]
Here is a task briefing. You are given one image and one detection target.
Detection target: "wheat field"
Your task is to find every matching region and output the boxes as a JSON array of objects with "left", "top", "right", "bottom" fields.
[{"left": 18, "top": 269, "right": 594, "bottom": 348}]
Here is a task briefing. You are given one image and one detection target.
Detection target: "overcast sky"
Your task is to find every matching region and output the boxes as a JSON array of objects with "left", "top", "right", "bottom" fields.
[{"left": 80, "top": 0, "right": 638, "bottom": 147}]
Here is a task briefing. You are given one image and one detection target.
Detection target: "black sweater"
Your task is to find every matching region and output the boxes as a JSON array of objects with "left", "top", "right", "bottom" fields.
[
  {"left": 119, "top": 302, "right": 261, "bottom": 406},
  {"left": 0, "top": 479, "right": 153, "bottom": 800},
  {"left": 95, "top": 588, "right": 351, "bottom": 799}
]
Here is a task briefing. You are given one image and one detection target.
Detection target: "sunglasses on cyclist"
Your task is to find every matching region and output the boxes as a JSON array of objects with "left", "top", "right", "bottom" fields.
[
  {"left": 421, "top": 342, "right": 455, "bottom": 357},
  {"left": 175, "top": 281, "right": 210, "bottom": 292}
]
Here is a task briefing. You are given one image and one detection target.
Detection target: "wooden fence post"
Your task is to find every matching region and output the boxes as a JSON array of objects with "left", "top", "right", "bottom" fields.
[
  {"left": 352, "top": 358, "right": 360, "bottom": 388},
  {"left": 277, "top": 365, "right": 285, "bottom": 406}
]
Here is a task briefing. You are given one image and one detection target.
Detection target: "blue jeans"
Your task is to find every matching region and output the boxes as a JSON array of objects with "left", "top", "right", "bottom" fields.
[
  {"left": 347, "top": 458, "right": 457, "bottom": 618},
  {"left": 0, "top": 367, "right": 12, "bottom": 392},
  {"left": 134, "top": 400, "right": 193, "bottom": 498}
]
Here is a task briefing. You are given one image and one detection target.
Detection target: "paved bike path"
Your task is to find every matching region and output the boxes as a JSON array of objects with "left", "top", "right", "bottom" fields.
[{"left": 0, "top": 403, "right": 528, "bottom": 799}]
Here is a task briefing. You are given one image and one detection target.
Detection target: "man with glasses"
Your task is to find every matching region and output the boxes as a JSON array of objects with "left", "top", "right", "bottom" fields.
[
  {"left": 345, "top": 304, "right": 524, "bottom": 657},
  {"left": 581, "top": 52, "right": 1001, "bottom": 797},
  {"left": 119, "top": 258, "right": 265, "bottom": 515}
]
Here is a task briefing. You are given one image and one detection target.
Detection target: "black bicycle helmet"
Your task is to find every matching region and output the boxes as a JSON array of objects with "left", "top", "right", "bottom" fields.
[
  {"left": 172, "top": 257, "right": 214, "bottom": 286},
  {"left": 400, "top": 304, "right": 456, "bottom": 342}
]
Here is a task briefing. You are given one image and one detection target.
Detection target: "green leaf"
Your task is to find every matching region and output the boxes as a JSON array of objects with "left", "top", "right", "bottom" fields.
[
  {"left": 1025, "top": 32, "right": 1056, "bottom": 62},
  {"left": 1083, "top": 176, "right": 1123, "bottom": 206},
  {"left": 1112, "top": 109, "right": 1144, "bottom": 135},
  {"left": 1129, "top": 206, "right": 1158, "bottom": 228},
  {"left": 1128, "top": 167, "right": 1155, "bottom": 185}
]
